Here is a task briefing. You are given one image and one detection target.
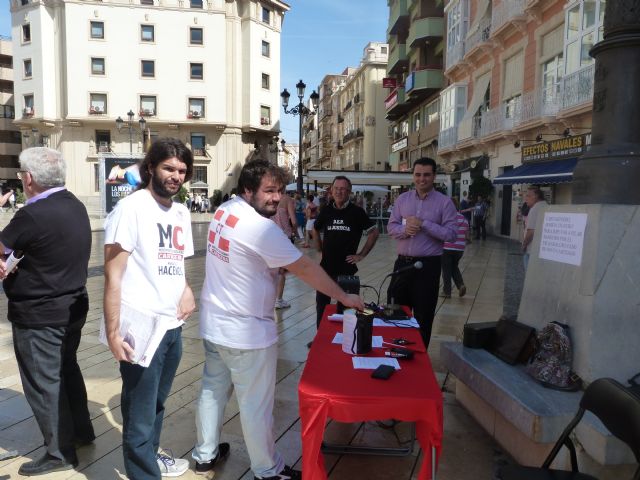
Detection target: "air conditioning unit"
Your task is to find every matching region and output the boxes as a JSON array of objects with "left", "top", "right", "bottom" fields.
[
  {"left": 90, "top": 106, "right": 102, "bottom": 114},
  {"left": 142, "top": 108, "right": 155, "bottom": 116},
  {"left": 190, "top": 110, "right": 201, "bottom": 118},
  {"left": 23, "top": 107, "right": 33, "bottom": 115}
]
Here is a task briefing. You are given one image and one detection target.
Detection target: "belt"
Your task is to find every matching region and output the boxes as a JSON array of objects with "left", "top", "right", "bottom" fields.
[{"left": 397, "top": 255, "right": 436, "bottom": 262}]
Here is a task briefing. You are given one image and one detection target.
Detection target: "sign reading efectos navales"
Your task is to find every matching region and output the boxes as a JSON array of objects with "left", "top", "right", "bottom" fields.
[{"left": 521, "top": 133, "right": 591, "bottom": 163}]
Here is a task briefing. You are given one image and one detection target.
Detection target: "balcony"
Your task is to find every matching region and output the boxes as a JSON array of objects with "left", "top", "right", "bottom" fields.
[
  {"left": 445, "top": 41, "right": 465, "bottom": 71},
  {"left": 188, "top": 111, "right": 202, "bottom": 119},
  {"left": 513, "top": 88, "right": 560, "bottom": 127},
  {"left": 561, "top": 65, "right": 595, "bottom": 111},
  {"left": 388, "top": 43, "right": 408, "bottom": 74},
  {"left": 438, "top": 126, "right": 458, "bottom": 150},
  {"left": 384, "top": 87, "right": 409, "bottom": 117},
  {"left": 408, "top": 17, "right": 444, "bottom": 47},
  {"left": 478, "top": 108, "right": 505, "bottom": 138},
  {"left": 193, "top": 147, "right": 206, "bottom": 156},
  {"left": 464, "top": 18, "right": 492, "bottom": 57},
  {"left": 89, "top": 106, "right": 105, "bottom": 115},
  {"left": 405, "top": 69, "right": 444, "bottom": 95},
  {"left": 388, "top": 0, "right": 409, "bottom": 35},
  {"left": 139, "top": 108, "right": 156, "bottom": 117},
  {"left": 22, "top": 107, "right": 34, "bottom": 118},
  {"left": 260, "top": 117, "right": 271, "bottom": 125},
  {"left": 490, "top": 0, "right": 526, "bottom": 37}
]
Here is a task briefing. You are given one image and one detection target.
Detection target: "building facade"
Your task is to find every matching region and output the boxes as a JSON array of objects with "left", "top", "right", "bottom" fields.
[
  {"left": 385, "top": 0, "right": 445, "bottom": 173},
  {"left": 0, "top": 38, "right": 21, "bottom": 189},
  {"left": 439, "top": 0, "right": 601, "bottom": 239},
  {"left": 10, "top": 0, "right": 288, "bottom": 210}
]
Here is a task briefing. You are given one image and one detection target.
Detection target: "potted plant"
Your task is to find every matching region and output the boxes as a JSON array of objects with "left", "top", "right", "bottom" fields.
[{"left": 15, "top": 188, "right": 26, "bottom": 208}]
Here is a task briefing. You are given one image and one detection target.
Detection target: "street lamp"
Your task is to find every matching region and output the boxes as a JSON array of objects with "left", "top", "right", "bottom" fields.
[
  {"left": 115, "top": 109, "right": 147, "bottom": 156},
  {"left": 280, "top": 80, "right": 319, "bottom": 194}
]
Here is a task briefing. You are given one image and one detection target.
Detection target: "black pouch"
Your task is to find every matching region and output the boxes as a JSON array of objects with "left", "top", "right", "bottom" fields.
[
  {"left": 371, "top": 364, "right": 395, "bottom": 380},
  {"left": 463, "top": 321, "right": 497, "bottom": 349},
  {"left": 491, "top": 316, "right": 536, "bottom": 365}
]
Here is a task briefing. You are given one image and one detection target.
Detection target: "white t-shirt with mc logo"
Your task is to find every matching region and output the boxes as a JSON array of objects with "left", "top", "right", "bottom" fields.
[
  {"left": 200, "top": 196, "right": 302, "bottom": 349},
  {"left": 104, "top": 188, "right": 194, "bottom": 330}
]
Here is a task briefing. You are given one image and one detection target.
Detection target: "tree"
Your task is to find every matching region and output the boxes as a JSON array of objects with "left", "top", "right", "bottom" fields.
[{"left": 469, "top": 176, "right": 493, "bottom": 199}]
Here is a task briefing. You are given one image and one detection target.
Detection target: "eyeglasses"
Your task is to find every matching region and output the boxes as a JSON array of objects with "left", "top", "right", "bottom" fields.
[{"left": 16, "top": 171, "right": 28, "bottom": 180}]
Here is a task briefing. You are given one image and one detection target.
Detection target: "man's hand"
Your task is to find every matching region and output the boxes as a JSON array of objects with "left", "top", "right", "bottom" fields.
[
  {"left": 340, "top": 293, "right": 365, "bottom": 312},
  {"left": 107, "top": 334, "right": 135, "bottom": 363},
  {"left": 0, "top": 258, "right": 8, "bottom": 280},
  {"left": 405, "top": 216, "right": 421, "bottom": 236},
  {"left": 178, "top": 285, "right": 196, "bottom": 320},
  {"left": 345, "top": 254, "right": 364, "bottom": 264}
]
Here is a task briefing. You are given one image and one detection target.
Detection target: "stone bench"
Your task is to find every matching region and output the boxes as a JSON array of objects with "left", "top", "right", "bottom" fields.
[{"left": 440, "top": 342, "right": 635, "bottom": 469}]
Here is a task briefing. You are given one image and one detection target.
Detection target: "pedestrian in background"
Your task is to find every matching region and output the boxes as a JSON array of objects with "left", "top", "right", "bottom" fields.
[
  {"left": 0, "top": 147, "right": 94, "bottom": 476},
  {"left": 441, "top": 198, "right": 469, "bottom": 298},
  {"left": 473, "top": 195, "right": 489, "bottom": 240},
  {"left": 522, "top": 186, "right": 546, "bottom": 271},
  {"left": 294, "top": 192, "right": 305, "bottom": 240}
]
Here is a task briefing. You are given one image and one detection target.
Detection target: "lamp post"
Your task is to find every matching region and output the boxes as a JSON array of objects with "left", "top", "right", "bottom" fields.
[
  {"left": 280, "top": 80, "right": 319, "bottom": 195},
  {"left": 115, "top": 110, "right": 147, "bottom": 156}
]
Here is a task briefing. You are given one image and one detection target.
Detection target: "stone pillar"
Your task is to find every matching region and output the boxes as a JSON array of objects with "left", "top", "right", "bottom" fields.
[{"left": 572, "top": 1, "right": 640, "bottom": 204}]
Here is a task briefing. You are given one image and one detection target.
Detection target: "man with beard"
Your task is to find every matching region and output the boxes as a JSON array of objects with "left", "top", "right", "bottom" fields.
[
  {"left": 193, "top": 160, "right": 364, "bottom": 479},
  {"left": 104, "top": 138, "right": 196, "bottom": 479}
]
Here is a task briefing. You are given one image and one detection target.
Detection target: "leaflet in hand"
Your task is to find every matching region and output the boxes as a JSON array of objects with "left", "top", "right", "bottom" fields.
[{"left": 99, "top": 303, "right": 169, "bottom": 368}]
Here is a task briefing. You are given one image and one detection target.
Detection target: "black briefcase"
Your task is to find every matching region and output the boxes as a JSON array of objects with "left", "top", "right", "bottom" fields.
[{"left": 463, "top": 322, "right": 497, "bottom": 349}]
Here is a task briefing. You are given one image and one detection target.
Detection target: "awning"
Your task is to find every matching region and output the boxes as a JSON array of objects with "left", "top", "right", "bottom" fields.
[{"left": 492, "top": 158, "right": 578, "bottom": 185}]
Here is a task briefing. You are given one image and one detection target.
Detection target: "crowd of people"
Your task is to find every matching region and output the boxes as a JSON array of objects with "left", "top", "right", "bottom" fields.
[{"left": 0, "top": 139, "right": 547, "bottom": 479}]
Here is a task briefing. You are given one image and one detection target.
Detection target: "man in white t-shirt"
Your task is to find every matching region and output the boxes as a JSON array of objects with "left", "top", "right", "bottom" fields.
[
  {"left": 104, "top": 138, "right": 196, "bottom": 479},
  {"left": 193, "top": 160, "right": 364, "bottom": 480},
  {"left": 522, "top": 185, "right": 547, "bottom": 271}
]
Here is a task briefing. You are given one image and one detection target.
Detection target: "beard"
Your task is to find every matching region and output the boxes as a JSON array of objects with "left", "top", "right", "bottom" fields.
[
  {"left": 151, "top": 174, "right": 182, "bottom": 199},
  {"left": 247, "top": 196, "right": 279, "bottom": 218}
]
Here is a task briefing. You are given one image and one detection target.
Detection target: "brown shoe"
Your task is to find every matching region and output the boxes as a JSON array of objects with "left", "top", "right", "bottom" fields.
[{"left": 459, "top": 285, "right": 467, "bottom": 297}]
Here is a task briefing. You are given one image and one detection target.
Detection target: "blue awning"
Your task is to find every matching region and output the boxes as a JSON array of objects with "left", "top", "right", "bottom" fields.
[{"left": 493, "top": 158, "right": 578, "bottom": 185}]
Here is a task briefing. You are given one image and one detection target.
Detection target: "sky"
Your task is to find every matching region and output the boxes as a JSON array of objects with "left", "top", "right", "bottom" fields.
[{"left": 0, "top": 0, "right": 389, "bottom": 145}]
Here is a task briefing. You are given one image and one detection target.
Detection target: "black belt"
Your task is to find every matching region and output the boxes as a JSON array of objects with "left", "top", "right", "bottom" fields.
[{"left": 397, "top": 255, "right": 436, "bottom": 262}]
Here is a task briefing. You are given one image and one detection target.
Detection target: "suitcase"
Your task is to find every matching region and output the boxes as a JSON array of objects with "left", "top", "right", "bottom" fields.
[{"left": 463, "top": 321, "right": 497, "bottom": 349}]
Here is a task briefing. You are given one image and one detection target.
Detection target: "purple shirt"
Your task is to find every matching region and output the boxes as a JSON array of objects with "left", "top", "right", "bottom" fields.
[
  {"left": 25, "top": 187, "right": 66, "bottom": 205},
  {"left": 388, "top": 189, "right": 458, "bottom": 257}
]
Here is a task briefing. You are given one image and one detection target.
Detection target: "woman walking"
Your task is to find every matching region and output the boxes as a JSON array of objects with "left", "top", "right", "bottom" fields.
[{"left": 441, "top": 198, "right": 469, "bottom": 298}]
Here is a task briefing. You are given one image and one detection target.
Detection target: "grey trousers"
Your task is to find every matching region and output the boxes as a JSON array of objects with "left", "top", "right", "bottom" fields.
[{"left": 12, "top": 315, "right": 94, "bottom": 463}]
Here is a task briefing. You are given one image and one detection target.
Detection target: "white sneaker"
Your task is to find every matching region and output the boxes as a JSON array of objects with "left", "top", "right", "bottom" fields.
[
  {"left": 157, "top": 451, "right": 189, "bottom": 477},
  {"left": 275, "top": 299, "right": 291, "bottom": 309}
]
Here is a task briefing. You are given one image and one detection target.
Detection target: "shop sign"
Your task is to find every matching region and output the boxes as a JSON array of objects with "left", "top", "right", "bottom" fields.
[
  {"left": 521, "top": 133, "right": 591, "bottom": 163},
  {"left": 382, "top": 78, "right": 397, "bottom": 89},
  {"left": 391, "top": 137, "right": 408, "bottom": 152}
]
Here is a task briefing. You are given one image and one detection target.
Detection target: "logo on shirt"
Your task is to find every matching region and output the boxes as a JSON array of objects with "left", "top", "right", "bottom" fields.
[
  {"left": 326, "top": 219, "right": 351, "bottom": 232},
  {"left": 157, "top": 223, "right": 185, "bottom": 275},
  {"left": 207, "top": 209, "right": 240, "bottom": 263}
]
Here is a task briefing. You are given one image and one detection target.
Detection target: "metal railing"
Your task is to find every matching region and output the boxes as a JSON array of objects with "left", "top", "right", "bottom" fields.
[
  {"left": 491, "top": 0, "right": 526, "bottom": 35},
  {"left": 479, "top": 108, "right": 503, "bottom": 137},
  {"left": 561, "top": 64, "right": 595, "bottom": 110},
  {"left": 465, "top": 18, "right": 491, "bottom": 54}
]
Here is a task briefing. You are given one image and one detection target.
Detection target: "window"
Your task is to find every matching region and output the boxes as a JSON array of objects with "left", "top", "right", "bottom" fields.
[
  {"left": 141, "top": 60, "right": 155, "bottom": 77},
  {"left": 89, "top": 93, "right": 107, "bottom": 114},
  {"left": 261, "top": 40, "right": 270, "bottom": 57},
  {"left": 262, "top": 6, "right": 271, "bottom": 24},
  {"left": 140, "top": 0, "right": 154, "bottom": 4},
  {"left": 22, "top": 24, "right": 31, "bottom": 43},
  {"left": 381, "top": 46, "right": 387, "bottom": 54},
  {"left": 188, "top": 98, "right": 205, "bottom": 118},
  {"left": 0, "top": 105, "right": 15, "bottom": 119},
  {"left": 94, "top": 164, "right": 100, "bottom": 192},
  {"left": 190, "top": 0, "right": 203, "bottom": 8},
  {"left": 191, "top": 134, "right": 206, "bottom": 156},
  {"left": 90, "top": 21, "right": 104, "bottom": 39},
  {"left": 190, "top": 63, "right": 203, "bottom": 80},
  {"left": 424, "top": 98, "right": 439, "bottom": 126},
  {"left": 446, "top": 0, "right": 467, "bottom": 55},
  {"left": 24, "top": 94, "right": 34, "bottom": 113},
  {"left": 504, "top": 95, "right": 521, "bottom": 119},
  {"left": 95, "top": 130, "right": 111, "bottom": 153},
  {"left": 542, "top": 54, "right": 563, "bottom": 107},
  {"left": 140, "top": 95, "right": 157, "bottom": 116},
  {"left": 564, "top": 0, "right": 605, "bottom": 75},
  {"left": 261, "top": 73, "right": 270, "bottom": 90},
  {"left": 260, "top": 105, "right": 271, "bottom": 125},
  {"left": 193, "top": 166, "right": 207, "bottom": 182},
  {"left": 190, "top": 27, "right": 203, "bottom": 45},
  {"left": 23, "top": 59, "right": 32, "bottom": 78},
  {"left": 411, "top": 111, "right": 420, "bottom": 132},
  {"left": 91, "top": 57, "right": 105, "bottom": 75},
  {"left": 141, "top": 24, "right": 154, "bottom": 42}
]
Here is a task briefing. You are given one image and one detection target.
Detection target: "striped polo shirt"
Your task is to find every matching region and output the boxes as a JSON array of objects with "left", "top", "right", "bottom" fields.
[{"left": 444, "top": 213, "right": 469, "bottom": 251}]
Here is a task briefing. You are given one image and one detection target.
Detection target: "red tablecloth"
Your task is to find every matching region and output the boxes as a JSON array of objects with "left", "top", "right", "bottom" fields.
[{"left": 298, "top": 305, "right": 443, "bottom": 480}]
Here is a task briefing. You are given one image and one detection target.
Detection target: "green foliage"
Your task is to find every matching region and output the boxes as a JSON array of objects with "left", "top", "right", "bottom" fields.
[
  {"left": 212, "top": 189, "right": 222, "bottom": 207},
  {"left": 15, "top": 188, "right": 26, "bottom": 205},
  {"left": 469, "top": 176, "right": 493, "bottom": 199},
  {"left": 176, "top": 185, "right": 188, "bottom": 204}
]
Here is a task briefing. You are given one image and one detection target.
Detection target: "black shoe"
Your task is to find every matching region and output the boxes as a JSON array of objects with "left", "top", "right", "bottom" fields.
[
  {"left": 18, "top": 454, "right": 77, "bottom": 476},
  {"left": 254, "top": 465, "right": 302, "bottom": 480},
  {"left": 195, "top": 442, "right": 230, "bottom": 475},
  {"left": 74, "top": 433, "right": 96, "bottom": 448}
]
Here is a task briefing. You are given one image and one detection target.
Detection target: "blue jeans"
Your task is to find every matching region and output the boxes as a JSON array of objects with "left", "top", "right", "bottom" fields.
[
  {"left": 523, "top": 252, "right": 530, "bottom": 271},
  {"left": 193, "top": 340, "right": 284, "bottom": 478},
  {"left": 120, "top": 327, "right": 182, "bottom": 480}
]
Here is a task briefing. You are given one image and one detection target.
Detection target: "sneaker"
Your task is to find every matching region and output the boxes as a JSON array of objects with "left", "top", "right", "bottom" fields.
[
  {"left": 275, "top": 299, "right": 291, "bottom": 309},
  {"left": 254, "top": 465, "right": 302, "bottom": 480},
  {"left": 157, "top": 451, "right": 189, "bottom": 477},
  {"left": 459, "top": 285, "right": 467, "bottom": 297},
  {"left": 195, "top": 443, "right": 230, "bottom": 475}
]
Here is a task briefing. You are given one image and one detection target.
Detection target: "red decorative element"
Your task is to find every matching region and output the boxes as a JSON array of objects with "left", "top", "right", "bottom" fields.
[
  {"left": 208, "top": 229, "right": 216, "bottom": 244},
  {"left": 218, "top": 237, "right": 230, "bottom": 252},
  {"left": 214, "top": 209, "right": 224, "bottom": 221},
  {"left": 225, "top": 214, "right": 239, "bottom": 228}
]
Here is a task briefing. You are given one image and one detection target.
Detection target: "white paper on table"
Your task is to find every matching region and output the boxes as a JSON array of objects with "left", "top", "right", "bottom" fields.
[
  {"left": 373, "top": 317, "right": 420, "bottom": 328},
  {"left": 352, "top": 357, "right": 401, "bottom": 370},
  {"left": 99, "top": 303, "right": 169, "bottom": 368},
  {"left": 332, "top": 333, "right": 383, "bottom": 348},
  {"left": 328, "top": 314, "right": 344, "bottom": 322}
]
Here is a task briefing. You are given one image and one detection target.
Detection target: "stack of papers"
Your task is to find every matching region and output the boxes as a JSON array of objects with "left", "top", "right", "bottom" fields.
[
  {"left": 373, "top": 317, "right": 420, "bottom": 328},
  {"left": 352, "top": 357, "right": 400, "bottom": 370}
]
